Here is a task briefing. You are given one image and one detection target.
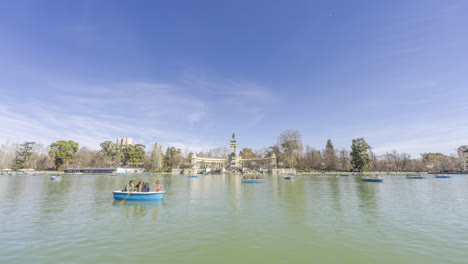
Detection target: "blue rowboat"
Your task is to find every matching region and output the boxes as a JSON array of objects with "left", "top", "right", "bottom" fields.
[
  {"left": 112, "top": 200, "right": 162, "bottom": 207},
  {"left": 145, "top": 173, "right": 152, "bottom": 176},
  {"left": 435, "top": 175, "right": 452, "bottom": 178},
  {"left": 51, "top": 176, "right": 62, "bottom": 181},
  {"left": 108, "top": 174, "right": 118, "bottom": 176},
  {"left": 284, "top": 176, "right": 295, "bottom": 180},
  {"left": 362, "top": 178, "right": 383, "bottom": 182},
  {"left": 340, "top": 174, "right": 350, "bottom": 176},
  {"left": 242, "top": 179, "right": 264, "bottom": 183},
  {"left": 113, "top": 191, "right": 165, "bottom": 201},
  {"left": 406, "top": 176, "right": 423, "bottom": 179},
  {"left": 188, "top": 175, "right": 199, "bottom": 178},
  {"left": 204, "top": 173, "right": 211, "bottom": 176}
]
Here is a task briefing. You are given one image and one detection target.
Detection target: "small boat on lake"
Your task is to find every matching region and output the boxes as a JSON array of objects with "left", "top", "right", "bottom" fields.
[
  {"left": 284, "top": 176, "right": 295, "bottom": 180},
  {"left": 361, "top": 178, "right": 383, "bottom": 182},
  {"left": 406, "top": 175, "right": 424, "bottom": 179},
  {"left": 435, "top": 175, "right": 452, "bottom": 178},
  {"left": 51, "top": 176, "right": 62, "bottom": 181},
  {"left": 145, "top": 173, "right": 152, "bottom": 176},
  {"left": 204, "top": 173, "right": 211, "bottom": 176},
  {"left": 242, "top": 179, "right": 264, "bottom": 183},
  {"left": 188, "top": 175, "right": 199, "bottom": 178},
  {"left": 113, "top": 191, "right": 165, "bottom": 201},
  {"left": 340, "top": 174, "right": 350, "bottom": 176}
]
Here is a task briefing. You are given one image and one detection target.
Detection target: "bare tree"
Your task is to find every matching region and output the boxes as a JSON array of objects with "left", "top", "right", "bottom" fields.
[
  {"left": 0, "top": 141, "right": 17, "bottom": 169},
  {"left": 338, "top": 149, "right": 351, "bottom": 171},
  {"left": 277, "top": 130, "right": 303, "bottom": 168},
  {"left": 400, "top": 153, "right": 411, "bottom": 171},
  {"left": 254, "top": 147, "right": 269, "bottom": 158},
  {"left": 368, "top": 146, "right": 378, "bottom": 171}
]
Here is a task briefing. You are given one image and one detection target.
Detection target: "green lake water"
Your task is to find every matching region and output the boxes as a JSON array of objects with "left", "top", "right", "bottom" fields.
[{"left": 1, "top": 174, "right": 467, "bottom": 263}]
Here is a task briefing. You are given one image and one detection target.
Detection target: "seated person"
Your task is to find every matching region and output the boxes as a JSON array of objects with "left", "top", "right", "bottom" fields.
[
  {"left": 123, "top": 180, "right": 134, "bottom": 192},
  {"left": 155, "top": 180, "right": 164, "bottom": 192},
  {"left": 144, "top": 183, "right": 150, "bottom": 192},
  {"left": 136, "top": 180, "right": 145, "bottom": 192}
]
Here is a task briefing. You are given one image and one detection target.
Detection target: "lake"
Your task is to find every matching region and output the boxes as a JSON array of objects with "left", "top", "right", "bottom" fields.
[{"left": 1, "top": 174, "right": 467, "bottom": 263}]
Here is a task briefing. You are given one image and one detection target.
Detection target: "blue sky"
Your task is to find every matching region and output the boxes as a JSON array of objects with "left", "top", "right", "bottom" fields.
[{"left": 1, "top": 0, "right": 467, "bottom": 157}]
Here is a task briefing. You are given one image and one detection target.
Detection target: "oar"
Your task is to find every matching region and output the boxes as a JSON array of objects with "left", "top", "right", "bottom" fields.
[{"left": 120, "top": 188, "right": 134, "bottom": 205}]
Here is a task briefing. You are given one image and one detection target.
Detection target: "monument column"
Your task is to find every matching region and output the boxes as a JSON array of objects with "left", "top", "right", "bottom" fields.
[{"left": 228, "top": 133, "right": 240, "bottom": 168}]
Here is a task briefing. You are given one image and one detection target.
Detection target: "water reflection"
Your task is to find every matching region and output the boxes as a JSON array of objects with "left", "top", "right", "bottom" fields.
[
  {"left": 113, "top": 200, "right": 163, "bottom": 207},
  {"left": 113, "top": 200, "right": 162, "bottom": 219},
  {"left": 356, "top": 176, "right": 382, "bottom": 224}
]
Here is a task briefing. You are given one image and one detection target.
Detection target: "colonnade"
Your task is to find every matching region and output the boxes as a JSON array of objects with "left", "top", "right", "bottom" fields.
[{"left": 240, "top": 157, "right": 277, "bottom": 169}]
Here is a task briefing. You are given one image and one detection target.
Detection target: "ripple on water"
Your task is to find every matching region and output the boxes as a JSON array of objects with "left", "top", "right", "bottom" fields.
[{"left": 1, "top": 174, "right": 468, "bottom": 263}]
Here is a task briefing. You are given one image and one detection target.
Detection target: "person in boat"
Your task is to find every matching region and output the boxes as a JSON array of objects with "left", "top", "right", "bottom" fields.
[
  {"left": 123, "top": 180, "right": 134, "bottom": 192},
  {"left": 136, "top": 180, "right": 145, "bottom": 192},
  {"left": 375, "top": 175, "right": 382, "bottom": 179},
  {"left": 155, "top": 180, "right": 163, "bottom": 192},
  {"left": 144, "top": 183, "right": 150, "bottom": 192}
]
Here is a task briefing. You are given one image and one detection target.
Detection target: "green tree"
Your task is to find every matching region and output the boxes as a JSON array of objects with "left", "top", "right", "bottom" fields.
[
  {"left": 100, "top": 141, "right": 116, "bottom": 157},
  {"left": 239, "top": 148, "right": 257, "bottom": 159},
  {"left": 350, "top": 138, "right": 372, "bottom": 172},
  {"left": 150, "top": 143, "right": 164, "bottom": 170},
  {"left": 324, "top": 139, "right": 337, "bottom": 171},
  {"left": 100, "top": 141, "right": 122, "bottom": 166},
  {"left": 421, "top": 152, "right": 447, "bottom": 172},
  {"left": 266, "top": 146, "right": 281, "bottom": 158},
  {"left": 49, "top": 140, "right": 79, "bottom": 170},
  {"left": 122, "top": 144, "right": 146, "bottom": 167},
  {"left": 13, "top": 141, "right": 36, "bottom": 170},
  {"left": 163, "top": 147, "right": 182, "bottom": 168},
  {"left": 421, "top": 152, "right": 445, "bottom": 162}
]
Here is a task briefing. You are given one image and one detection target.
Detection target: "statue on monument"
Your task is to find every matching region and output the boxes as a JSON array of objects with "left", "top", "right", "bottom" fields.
[{"left": 232, "top": 133, "right": 235, "bottom": 140}]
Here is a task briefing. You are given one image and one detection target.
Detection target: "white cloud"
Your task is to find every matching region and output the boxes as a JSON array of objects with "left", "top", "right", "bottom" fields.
[
  {"left": 365, "top": 122, "right": 468, "bottom": 157},
  {"left": 0, "top": 72, "right": 276, "bottom": 153}
]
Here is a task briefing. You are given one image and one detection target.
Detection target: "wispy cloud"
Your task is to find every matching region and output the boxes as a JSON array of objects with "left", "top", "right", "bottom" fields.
[
  {"left": 365, "top": 122, "right": 468, "bottom": 157},
  {"left": 0, "top": 71, "right": 275, "bottom": 152}
]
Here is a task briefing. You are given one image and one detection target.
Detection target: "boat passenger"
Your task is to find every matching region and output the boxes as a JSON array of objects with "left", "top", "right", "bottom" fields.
[
  {"left": 375, "top": 175, "right": 382, "bottom": 179},
  {"left": 136, "top": 180, "right": 145, "bottom": 192},
  {"left": 155, "top": 180, "right": 163, "bottom": 192},
  {"left": 144, "top": 183, "right": 150, "bottom": 192},
  {"left": 123, "top": 180, "right": 134, "bottom": 192}
]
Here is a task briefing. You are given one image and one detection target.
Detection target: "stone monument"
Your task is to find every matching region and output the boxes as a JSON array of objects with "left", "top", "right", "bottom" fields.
[{"left": 228, "top": 133, "right": 240, "bottom": 168}]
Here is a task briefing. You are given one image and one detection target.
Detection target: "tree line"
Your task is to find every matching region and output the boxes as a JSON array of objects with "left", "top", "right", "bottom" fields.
[{"left": 0, "top": 130, "right": 465, "bottom": 172}]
